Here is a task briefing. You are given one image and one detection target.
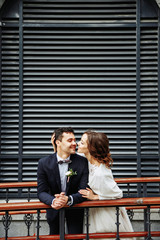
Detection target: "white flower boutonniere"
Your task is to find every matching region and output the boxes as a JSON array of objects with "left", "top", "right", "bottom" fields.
[{"left": 66, "top": 168, "right": 77, "bottom": 182}]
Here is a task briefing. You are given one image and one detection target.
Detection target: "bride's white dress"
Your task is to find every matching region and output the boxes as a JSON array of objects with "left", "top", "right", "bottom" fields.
[{"left": 85, "top": 162, "right": 135, "bottom": 240}]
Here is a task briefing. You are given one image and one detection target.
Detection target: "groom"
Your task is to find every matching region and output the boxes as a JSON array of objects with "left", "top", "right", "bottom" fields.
[{"left": 37, "top": 127, "right": 88, "bottom": 235}]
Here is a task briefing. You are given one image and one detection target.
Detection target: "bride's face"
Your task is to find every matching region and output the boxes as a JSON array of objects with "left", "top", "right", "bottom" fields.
[{"left": 77, "top": 134, "right": 89, "bottom": 156}]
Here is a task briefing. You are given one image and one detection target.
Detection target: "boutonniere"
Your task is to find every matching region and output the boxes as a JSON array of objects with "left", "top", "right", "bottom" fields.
[{"left": 66, "top": 168, "right": 77, "bottom": 182}]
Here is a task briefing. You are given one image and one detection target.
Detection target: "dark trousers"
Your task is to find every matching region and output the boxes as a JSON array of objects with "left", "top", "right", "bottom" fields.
[{"left": 49, "top": 208, "right": 84, "bottom": 235}]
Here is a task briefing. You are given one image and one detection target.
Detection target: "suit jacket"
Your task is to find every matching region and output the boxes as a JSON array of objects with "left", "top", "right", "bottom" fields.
[{"left": 37, "top": 153, "right": 88, "bottom": 223}]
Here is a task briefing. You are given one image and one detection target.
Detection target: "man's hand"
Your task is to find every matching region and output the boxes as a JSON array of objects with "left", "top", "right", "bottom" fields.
[{"left": 51, "top": 192, "right": 68, "bottom": 210}]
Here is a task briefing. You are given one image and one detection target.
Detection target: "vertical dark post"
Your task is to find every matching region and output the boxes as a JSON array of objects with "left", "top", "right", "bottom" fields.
[
  {"left": 143, "top": 183, "right": 147, "bottom": 197},
  {"left": 127, "top": 209, "right": 134, "bottom": 221},
  {"left": 28, "top": 187, "right": 31, "bottom": 202},
  {"left": 158, "top": 4, "right": 160, "bottom": 179},
  {"left": 24, "top": 213, "right": 33, "bottom": 236},
  {"left": 6, "top": 188, "right": 9, "bottom": 203},
  {"left": 3, "top": 210, "right": 12, "bottom": 240},
  {"left": 143, "top": 183, "right": 148, "bottom": 231},
  {"left": 59, "top": 208, "right": 65, "bottom": 240},
  {"left": 127, "top": 183, "right": 130, "bottom": 197},
  {"left": 85, "top": 208, "right": 89, "bottom": 240},
  {"left": 0, "top": 22, "right": 1, "bottom": 177},
  {"left": 136, "top": 0, "right": 142, "bottom": 198},
  {"left": 145, "top": 206, "right": 153, "bottom": 240},
  {"left": 36, "top": 209, "right": 41, "bottom": 240},
  {"left": 5, "top": 211, "right": 9, "bottom": 240},
  {"left": 115, "top": 207, "right": 120, "bottom": 240},
  {"left": 18, "top": 0, "right": 23, "bottom": 190},
  {"left": 25, "top": 186, "right": 32, "bottom": 235}
]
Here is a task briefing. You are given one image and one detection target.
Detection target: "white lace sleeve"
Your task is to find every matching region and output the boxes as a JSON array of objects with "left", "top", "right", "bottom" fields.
[{"left": 89, "top": 164, "right": 123, "bottom": 200}]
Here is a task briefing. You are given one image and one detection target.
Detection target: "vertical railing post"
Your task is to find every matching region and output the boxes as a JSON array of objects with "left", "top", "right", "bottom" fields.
[
  {"left": 6, "top": 188, "right": 9, "bottom": 203},
  {"left": 85, "top": 208, "right": 89, "bottom": 240},
  {"left": 144, "top": 208, "right": 148, "bottom": 232},
  {"left": 115, "top": 207, "right": 120, "bottom": 240},
  {"left": 59, "top": 208, "right": 65, "bottom": 240},
  {"left": 127, "top": 209, "right": 134, "bottom": 221},
  {"left": 5, "top": 211, "right": 9, "bottom": 240},
  {"left": 28, "top": 187, "right": 31, "bottom": 202},
  {"left": 145, "top": 206, "right": 153, "bottom": 240},
  {"left": 127, "top": 183, "right": 130, "bottom": 197},
  {"left": 143, "top": 183, "right": 148, "bottom": 232},
  {"left": 24, "top": 213, "right": 34, "bottom": 236},
  {"left": 36, "top": 209, "right": 41, "bottom": 240},
  {"left": 23, "top": 187, "right": 33, "bottom": 236},
  {"left": 2, "top": 210, "right": 11, "bottom": 240}
]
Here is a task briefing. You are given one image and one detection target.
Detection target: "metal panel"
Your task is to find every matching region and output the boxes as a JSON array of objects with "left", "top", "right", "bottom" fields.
[
  {"left": 1, "top": 27, "right": 19, "bottom": 155},
  {"left": 23, "top": 0, "right": 136, "bottom": 23},
  {"left": 22, "top": 27, "right": 137, "bottom": 158},
  {"left": 140, "top": 27, "right": 159, "bottom": 156}
]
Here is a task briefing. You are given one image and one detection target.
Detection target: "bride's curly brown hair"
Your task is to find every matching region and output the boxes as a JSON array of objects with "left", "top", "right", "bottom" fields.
[{"left": 84, "top": 130, "right": 113, "bottom": 168}]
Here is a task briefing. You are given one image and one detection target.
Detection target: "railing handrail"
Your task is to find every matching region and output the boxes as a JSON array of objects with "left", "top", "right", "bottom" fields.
[
  {"left": 0, "top": 231, "right": 160, "bottom": 240},
  {"left": 0, "top": 205, "right": 160, "bottom": 216},
  {"left": 0, "top": 197, "right": 160, "bottom": 212},
  {"left": 0, "top": 177, "right": 160, "bottom": 189},
  {"left": 114, "top": 176, "right": 160, "bottom": 183},
  {"left": 0, "top": 182, "right": 37, "bottom": 188}
]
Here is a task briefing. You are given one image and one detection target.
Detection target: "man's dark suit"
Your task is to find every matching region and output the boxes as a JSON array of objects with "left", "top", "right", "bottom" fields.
[{"left": 37, "top": 153, "right": 88, "bottom": 235}]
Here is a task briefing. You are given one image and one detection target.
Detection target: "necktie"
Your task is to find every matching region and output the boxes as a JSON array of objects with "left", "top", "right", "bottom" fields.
[{"left": 58, "top": 159, "right": 72, "bottom": 164}]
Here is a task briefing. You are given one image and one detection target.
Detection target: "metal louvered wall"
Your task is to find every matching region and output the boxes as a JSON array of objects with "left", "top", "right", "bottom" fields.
[{"left": 0, "top": 0, "right": 160, "bottom": 197}]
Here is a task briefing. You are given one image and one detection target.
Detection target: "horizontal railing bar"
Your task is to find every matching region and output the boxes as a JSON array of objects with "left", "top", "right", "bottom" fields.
[
  {"left": 0, "top": 177, "right": 160, "bottom": 189},
  {"left": 126, "top": 205, "right": 160, "bottom": 210},
  {"left": 0, "top": 209, "right": 46, "bottom": 215},
  {"left": 0, "top": 231, "right": 160, "bottom": 240},
  {"left": 115, "top": 177, "right": 160, "bottom": 183},
  {"left": 0, "top": 205, "right": 160, "bottom": 216},
  {"left": 0, "top": 197, "right": 160, "bottom": 212},
  {"left": 76, "top": 197, "right": 160, "bottom": 207},
  {"left": 0, "top": 182, "right": 37, "bottom": 188}
]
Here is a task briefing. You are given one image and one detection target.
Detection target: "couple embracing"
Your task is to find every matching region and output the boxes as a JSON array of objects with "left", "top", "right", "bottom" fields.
[{"left": 37, "top": 127, "right": 134, "bottom": 240}]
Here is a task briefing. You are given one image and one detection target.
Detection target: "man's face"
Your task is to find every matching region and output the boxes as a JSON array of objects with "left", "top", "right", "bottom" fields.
[{"left": 56, "top": 132, "right": 77, "bottom": 156}]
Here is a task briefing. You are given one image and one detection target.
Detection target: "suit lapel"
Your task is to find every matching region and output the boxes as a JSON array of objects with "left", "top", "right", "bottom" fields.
[
  {"left": 66, "top": 155, "right": 76, "bottom": 193},
  {"left": 52, "top": 154, "right": 62, "bottom": 192}
]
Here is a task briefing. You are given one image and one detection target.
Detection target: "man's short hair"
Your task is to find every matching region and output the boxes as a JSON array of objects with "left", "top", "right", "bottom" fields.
[{"left": 52, "top": 127, "right": 74, "bottom": 145}]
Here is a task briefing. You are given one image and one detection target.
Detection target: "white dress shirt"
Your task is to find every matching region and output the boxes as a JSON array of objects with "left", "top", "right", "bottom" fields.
[
  {"left": 51, "top": 154, "right": 73, "bottom": 206},
  {"left": 57, "top": 154, "right": 70, "bottom": 193}
]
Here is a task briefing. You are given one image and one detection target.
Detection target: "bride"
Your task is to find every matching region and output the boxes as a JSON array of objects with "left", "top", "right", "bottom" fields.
[{"left": 78, "top": 130, "right": 135, "bottom": 240}]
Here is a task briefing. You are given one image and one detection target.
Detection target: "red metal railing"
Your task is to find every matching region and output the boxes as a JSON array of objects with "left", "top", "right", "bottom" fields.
[
  {"left": 0, "top": 197, "right": 160, "bottom": 240},
  {"left": 0, "top": 177, "right": 160, "bottom": 189},
  {"left": 0, "top": 177, "right": 160, "bottom": 240}
]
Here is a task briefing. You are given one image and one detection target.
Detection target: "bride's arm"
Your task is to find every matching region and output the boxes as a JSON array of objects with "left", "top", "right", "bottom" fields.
[{"left": 79, "top": 188, "right": 99, "bottom": 200}]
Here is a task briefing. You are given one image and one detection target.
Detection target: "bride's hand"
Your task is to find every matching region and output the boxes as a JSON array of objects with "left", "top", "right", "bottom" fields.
[
  {"left": 51, "top": 133, "right": 56, "bottom": 152},
  {"left": 79, "top": 188, "right": 99, "bottom": 200}
]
